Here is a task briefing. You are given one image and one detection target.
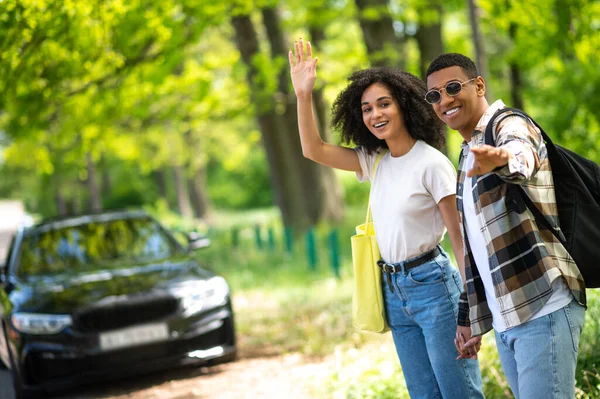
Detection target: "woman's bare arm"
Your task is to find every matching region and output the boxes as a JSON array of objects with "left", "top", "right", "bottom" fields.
[
  {"left": 437, "top": 194, "right": 465, "bottom": 285},
  {"left": 289, "top": 38, "right": 361, "bottom": 172}
]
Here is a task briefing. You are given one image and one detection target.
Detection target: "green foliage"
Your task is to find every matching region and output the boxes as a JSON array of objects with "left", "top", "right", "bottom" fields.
[
  {"left": 1, "top": 0, "right": 599, "bottom": 224},
  {"left": 321, "top": 346, "right": 409, "bottom": 399},
  {"left": 205, "top": 129, "right": 273, "bottom": 210},
  {"left": 102, "top": 166, "right": 160, "bottom": 210},
  {"left": 577, "top": 291, "right": 600, "bottom": 398},
  {"left": 478, "top": 0, "right": 600, "bottom": 163},
  {"left": 337, "top": 169, "right": 370, "bottom": 208}
]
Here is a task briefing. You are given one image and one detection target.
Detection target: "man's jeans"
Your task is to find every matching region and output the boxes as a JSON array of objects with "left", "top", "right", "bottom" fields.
[
  {"left": 382, "top": 247, "right": 485, "bottom": 399},
  {"left": 495, "top": 299, "right": 585, "bottom": 399}
]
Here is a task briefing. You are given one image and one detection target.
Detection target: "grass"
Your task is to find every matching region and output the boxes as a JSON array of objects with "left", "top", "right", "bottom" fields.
[{"left": 162, "top": 207, "right": 600, "bottom": 399}]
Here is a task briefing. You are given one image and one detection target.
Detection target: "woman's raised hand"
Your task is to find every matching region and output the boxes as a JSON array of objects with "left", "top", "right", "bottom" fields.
[{"left": 289, "top": 38, "right": 318, "bottom": 98}]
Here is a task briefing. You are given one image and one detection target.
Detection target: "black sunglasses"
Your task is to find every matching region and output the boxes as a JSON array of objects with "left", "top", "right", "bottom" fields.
[{"left": 425, "top": 78, "right": 477, "bottom": 104}]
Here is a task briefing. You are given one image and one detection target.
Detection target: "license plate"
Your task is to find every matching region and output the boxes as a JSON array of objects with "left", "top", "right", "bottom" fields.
[{"left": 99, "top": 323, "right": 169, "bottom": 351}]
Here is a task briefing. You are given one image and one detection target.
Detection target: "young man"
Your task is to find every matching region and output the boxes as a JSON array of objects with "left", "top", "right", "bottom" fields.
[{"left": 425, "top": 53, "right": 586, "bottom": 399}]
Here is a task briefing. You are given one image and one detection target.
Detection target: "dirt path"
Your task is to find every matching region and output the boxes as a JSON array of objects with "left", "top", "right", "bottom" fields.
[{"left": 55, "top": 351, "right": 333, "bottom": 399}]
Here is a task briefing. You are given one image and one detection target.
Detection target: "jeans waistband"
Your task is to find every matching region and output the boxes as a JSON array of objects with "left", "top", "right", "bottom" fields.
[
  {"left": 377, "top": 246, "right": 441, "bottom": 275},
  {"left": 378, "top": 246, "right": 442, "bottom": 293}
]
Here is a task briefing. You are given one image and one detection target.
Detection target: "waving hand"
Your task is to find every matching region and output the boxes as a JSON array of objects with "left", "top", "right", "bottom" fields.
[{"left": 289, "top": 38, "right": 318, "bottom": 98}]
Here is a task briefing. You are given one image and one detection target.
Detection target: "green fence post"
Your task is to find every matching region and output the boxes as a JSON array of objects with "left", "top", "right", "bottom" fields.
[
  {"left": 306, "top": 228, "right": 317, "bottom": 270},
  {"left": 284, "top": 227, "right": 293, "bottom": 254},
  {"left": 328, "top": 229, "right": 341, "bottom": 279},
  {"left": 254, "top": 224, "right": 263, "bottom": 250},
  {"left": 267, "top": 226, "right": 276, "bottom": 251}
]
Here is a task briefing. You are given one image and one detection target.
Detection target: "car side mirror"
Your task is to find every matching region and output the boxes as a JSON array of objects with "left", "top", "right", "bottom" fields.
[{"left": 187, "top": 232, "right": 211, "bottom": 251}]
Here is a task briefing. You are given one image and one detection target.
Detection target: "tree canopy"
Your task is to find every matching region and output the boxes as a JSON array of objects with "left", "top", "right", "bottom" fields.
[{"left": 1, "top": 0, "right": 598, "bottom": 225}]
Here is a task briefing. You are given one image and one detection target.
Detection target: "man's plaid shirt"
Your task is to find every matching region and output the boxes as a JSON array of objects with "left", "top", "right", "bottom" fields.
[{"left": 457, "top": 100, "right": 586, "bottom": 336}]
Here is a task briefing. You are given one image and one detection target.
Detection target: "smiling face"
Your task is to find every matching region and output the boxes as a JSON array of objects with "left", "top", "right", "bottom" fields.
[
  {"left": 426, "top": 66, "right": 487, "bottom": 140},
  {"left": 360, "top": 83, "right": 405, "bottom": 141}
]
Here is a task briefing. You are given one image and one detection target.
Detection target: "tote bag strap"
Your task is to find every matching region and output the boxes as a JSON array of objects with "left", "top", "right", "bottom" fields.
[{"left": 365, "top": 149, "right": 388, "bottom": 225}]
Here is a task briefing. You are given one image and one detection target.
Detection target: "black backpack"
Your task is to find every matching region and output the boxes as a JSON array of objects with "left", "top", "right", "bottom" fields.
[{"left": 485, "top": 107, "right": 600, "bottom": 288}]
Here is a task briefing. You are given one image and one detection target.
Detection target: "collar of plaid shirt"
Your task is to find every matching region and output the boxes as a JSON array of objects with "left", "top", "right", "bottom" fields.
[{"left": 456, "top": 100, "right": 586, "bottom": 336}]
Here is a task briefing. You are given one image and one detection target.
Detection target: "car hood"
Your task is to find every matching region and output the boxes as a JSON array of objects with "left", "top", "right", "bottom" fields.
[{"left": 12, "top": 257, "right": 216, "bottom": 314}]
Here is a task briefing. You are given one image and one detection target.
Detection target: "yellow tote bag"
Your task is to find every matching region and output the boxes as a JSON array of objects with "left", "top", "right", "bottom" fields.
[{"left": 351, "top": 151, "right": 389, "bottom": 333}]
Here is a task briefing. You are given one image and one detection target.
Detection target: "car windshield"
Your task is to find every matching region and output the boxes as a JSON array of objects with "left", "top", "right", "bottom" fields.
[{"left": 18, "top": 217, "right": 182, "bottom": 277}]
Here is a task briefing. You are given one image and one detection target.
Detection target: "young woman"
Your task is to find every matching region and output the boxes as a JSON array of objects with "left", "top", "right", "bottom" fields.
[{"left": 289, "top": 39, "right": 485, "bottom": 399}]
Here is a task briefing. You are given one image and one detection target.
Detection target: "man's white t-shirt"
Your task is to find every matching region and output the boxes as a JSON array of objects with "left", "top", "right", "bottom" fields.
[
  {"left": 355, "top": 140, "right": 456, "bottom": 263},
  {"left": 462, "top": 144, "right": 572, "bottom": 332}
]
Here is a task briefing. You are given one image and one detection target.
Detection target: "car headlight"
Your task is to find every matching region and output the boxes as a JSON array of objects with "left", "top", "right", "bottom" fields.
[
  {"left": 173, "top": 277, "right": 230, "bottom": 315},
  {"left": 11, "top": 313, "right": 72, "bottom": 335}
]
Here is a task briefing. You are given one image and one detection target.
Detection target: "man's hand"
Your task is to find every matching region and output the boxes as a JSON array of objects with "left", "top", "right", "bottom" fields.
[
  {"left": 467, "top": 144, "right": 512, "bottom": 177},
  {"left": 455, "top": 326, "right": 482, "bottom": 360},
  {"left": 288, "top": 38, "right": 318, "bottom": 99}
]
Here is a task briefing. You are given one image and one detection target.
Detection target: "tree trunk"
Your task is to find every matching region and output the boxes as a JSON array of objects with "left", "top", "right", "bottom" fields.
[
  {"left": 172, "top": 166, "right": 193, "bottom": 219},
  {"left": 100, "top": 158, "right": 111, "bottom": 199},
  {"left": 414, "top": 1, "right": 447, "bottom": 155},
  {"left": 415, "top": 1, "right": 444, "bottom": 79},
  {"left": 86, "top": 152, "right": 102, "bottom": 212},
  {"left": 154, "top": 170, "right": 168, "bottom": 200},
  {"left": 307, "top": 27, "right": 332, "bottom": 142},
  {"left": 233, "top": 11, "right": 343, "bottom": 230},
  {"left": 508, "top": 22, "right": 524, "bottom": 110},
  {"left": 181, "top": 128, "right": 211, "bottom": 221},
  {"left": 65, "top": 199, "right": 77, "bottom": 215},
  {"left": 262, "top": 6, "right": 344, "bottom": 223},
  {"left": 232, "top": 13, "right": 304, "bottom": 229},
  {"left": 187, "top": 168, "right": 210, "bottom": 220},
  {"left": 153, "top": 169, "right": 177, "bottom": 210},
  {"left": 306, "top": 25, "right": 345, "bottom": 222},
  {"left": 354, "top": 0, "right": 404, "bottom": 68},
  {"left": 55, "top": 188, "right": 67, "bottom": 216},
  {"left": 260, "top": 7, "right": 290, "bottom": 101},
  {"left": 467, "top": 0, "right": 492, "bottom": 99}
]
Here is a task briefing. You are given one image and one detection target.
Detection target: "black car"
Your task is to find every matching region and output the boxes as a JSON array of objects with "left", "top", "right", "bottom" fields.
[{"left": 0, "top": 210, "right": 236, "bottom": 398}]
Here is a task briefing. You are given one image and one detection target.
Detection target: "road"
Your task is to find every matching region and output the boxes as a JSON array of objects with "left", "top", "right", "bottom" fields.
[
  {"left": 0, "top": 370, "right": 15, "bottom": 399},
  {"left": 0, "top": 352, "right": 330, "bottom": 399}
]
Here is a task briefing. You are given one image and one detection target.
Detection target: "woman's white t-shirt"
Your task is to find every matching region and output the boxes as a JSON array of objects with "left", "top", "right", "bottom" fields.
[{"left": 355, "top": 140, "right": 457, "bottom": 264}]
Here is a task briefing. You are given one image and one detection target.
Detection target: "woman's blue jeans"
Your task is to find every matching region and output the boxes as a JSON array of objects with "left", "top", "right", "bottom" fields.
[{"left": 382, "top": 247, "right": 485, "bottom": 399}]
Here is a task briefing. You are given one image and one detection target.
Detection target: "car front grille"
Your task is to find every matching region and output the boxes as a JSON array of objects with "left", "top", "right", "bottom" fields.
[
  {"left": 25, "top": 315, "right": 236, "bottom": 384},
  {"left": 73, "top": 294, "right": 179, "bottom": 332}
]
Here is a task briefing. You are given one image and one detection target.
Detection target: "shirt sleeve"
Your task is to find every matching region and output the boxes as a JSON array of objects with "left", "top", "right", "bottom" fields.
[
  {"left": 457, "top": 291, "right": 471, "bottom": 327},
  {"left": 423, "top": 152, "right": 457, "bottom": 203},
  {"left": 492, "top": 114, "right": 542, "bottom": 183},
  {"left": 354, "top": 146, "right": 377, "bottom": 183}
]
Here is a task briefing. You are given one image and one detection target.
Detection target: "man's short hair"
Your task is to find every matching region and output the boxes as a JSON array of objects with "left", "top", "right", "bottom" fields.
[{"left": 426, "top": 53, "right": 479, "bottom": 79}]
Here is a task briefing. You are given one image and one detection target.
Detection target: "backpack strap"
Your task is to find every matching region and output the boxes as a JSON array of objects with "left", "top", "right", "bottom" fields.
[
  {"left": 484, "top": 107, "right": 557, "bottom": 153},
  {"left": 484, "top": 108, "right": 567, "bottom": 247}
]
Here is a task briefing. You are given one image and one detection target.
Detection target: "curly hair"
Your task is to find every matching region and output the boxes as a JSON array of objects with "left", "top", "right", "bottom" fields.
[
  {"left": 331, "top": 68, "right": 446, "bottom": 154},
  {"left": 426, "top": 53, "right": 479, "bottom": 79}
]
